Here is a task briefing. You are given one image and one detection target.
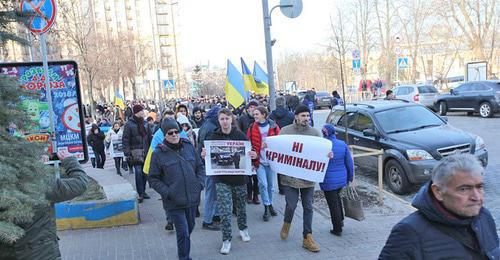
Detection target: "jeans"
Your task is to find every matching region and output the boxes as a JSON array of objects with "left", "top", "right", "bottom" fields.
[
  {"left": 133, "top": 165, "right": 147, "bottom": 196},
  {"left": 203, "top": 176, "right": 218, "bottom": 224},
  {"left": 216, "top": 183, "right": 247, "bottom": 241},
  {"left": 169, "top": 206, "right": 197, "bottom": 260},
  {"left": 113, "top": 157, "right": 123, "bottom": 175},
  {"left": 247, "top": 175, "right": 259, "bottom": 198},
  {"left": 256, "top": 164, "right": 275, "bottom": 206},
  {"left": 324, "top": 189, "right": 344, "bottom": 232},
  {"left": 93, "top": 148, "right": 106, "bottom": 168},
  {"left": 284, "top": 186, "right": 314, "bottom": 237}
]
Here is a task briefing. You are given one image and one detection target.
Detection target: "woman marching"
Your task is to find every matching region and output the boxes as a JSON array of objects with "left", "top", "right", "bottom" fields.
[
  {"left": 247, "top": 106, "right": 280, "bottom": 221},
  {"left": 106, "top": 121, "right": 126, "bottom": 176},
  {"left": 87, "top": 124, "right": 106, "bottom": 168},
  {"left": 320, "top": 124, "right": 354, "bottom": 236}
]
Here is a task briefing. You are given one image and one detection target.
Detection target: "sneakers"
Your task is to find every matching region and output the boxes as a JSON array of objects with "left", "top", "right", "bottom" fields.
[
  {"left": 220, "top": 240, "right": 231, "bottom": 254},
  {"left": 303, "top": 234, "right": 320, "bottom": 252},
  {"left": 165, "top": 222, "right": 174, "bottom": 231},
  {"left": 202, "top": 222, "right": 220, "bottom": 231},
  {"left": 280, "top": 222, "right": 291, "bottom": 240},
  {"left": 239, "top": 229, "right": 251, "bottom": 242}
]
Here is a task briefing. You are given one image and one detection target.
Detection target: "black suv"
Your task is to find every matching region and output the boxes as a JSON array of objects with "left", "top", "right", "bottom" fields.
[
  {"left": 326, "top": 100, "right": 488, "bottom": 194},
  {"left": 434, "top": 80, "right": 500, "bottom": 118}
]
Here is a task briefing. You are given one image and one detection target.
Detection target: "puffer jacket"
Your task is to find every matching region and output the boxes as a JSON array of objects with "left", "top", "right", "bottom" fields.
[
  {"left": 237, "top": 112, "right": 254, "bottom": 134},
  {"left": 197, "top": 106, "right": 220, "bottom": 155},
  {"left": 269, "top": 107, "right": 294, "bottom": 129},
  {"left": 379, "top": 182, "right": 500, "bottom": 260},
  {"left": 279, "top": 122, "right": 322, "bottom": 188},
  {"left": 247, "top": 120, "right": 280, "bottom": 168},
  {"left": 122, "top": 117, "right": 150, "bottom": 163},
  {"left": 148, "top": 139, "right": 205, "bottom": 210},
  {"left": 0, "top": 157, "right": 88, "bottom": 260},
  {"left": 320, "top": 124, "right": 353, "bottom": 191}
]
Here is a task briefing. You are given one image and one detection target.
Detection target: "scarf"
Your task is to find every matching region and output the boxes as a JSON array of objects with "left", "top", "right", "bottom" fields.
[
  {"left": 257, "top": 120, "right": 269, "bottom": 127},
  {"left": 133, "top": 116, "right": 147, "bottom": 136}
]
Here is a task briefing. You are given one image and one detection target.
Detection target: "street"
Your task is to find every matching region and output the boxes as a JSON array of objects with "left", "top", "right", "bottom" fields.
[{"left": 312, "top": 108, "right": 500, "bottom": 224}]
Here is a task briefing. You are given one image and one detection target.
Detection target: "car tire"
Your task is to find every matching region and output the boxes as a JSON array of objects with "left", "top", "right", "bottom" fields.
[
  {"left": 384, "top": 159, "right": 411, "bottom": 195},
  {"left": 438, "top": 102, "right": 447, "bottom": 116},
  {"left": 479, "top": 102, "right": 493, "bottom": 118}
]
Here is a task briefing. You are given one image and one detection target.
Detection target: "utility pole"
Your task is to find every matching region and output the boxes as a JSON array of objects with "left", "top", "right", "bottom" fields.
[
  {"left": 261, "top": 0, "right": 277, "bottom": 110},
  {"left": 147, "top": 0, "right": 165, "bottom": 113},
  {"left": 170, "top": 1, "right": 181, "bottom": 98}
]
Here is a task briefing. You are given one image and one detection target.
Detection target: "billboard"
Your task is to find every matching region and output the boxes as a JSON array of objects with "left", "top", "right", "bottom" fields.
[{"left": 0, "top": 61, "right": 88, "bottom": 163}]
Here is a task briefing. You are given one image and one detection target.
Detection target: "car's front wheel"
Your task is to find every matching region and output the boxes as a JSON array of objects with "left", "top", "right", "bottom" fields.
[
  {"left": 384, "top": 159, "right": 411, "bottom": 195},
  {"left": 479, "top": 102, "right": 493, "bottom": 118},
  {"left": 439, "top": 102, "right": 447, "bottom": 116}
]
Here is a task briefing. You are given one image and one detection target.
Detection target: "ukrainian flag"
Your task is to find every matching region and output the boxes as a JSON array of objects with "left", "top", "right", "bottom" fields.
[
  {"left": 253, "top": 62, "right": 270, "bottom": 95},
  {"left": 225, "top": 60, "right": 245, "bottom": 108},
  {"left": 114, "top": 91, "right": 126, "bottom": 110},
  {"left": 241, "top": 58, "right": 256, "bottom": 98},
  {"left": 143, "top": 129, "right": 189, "bottom": 174}
]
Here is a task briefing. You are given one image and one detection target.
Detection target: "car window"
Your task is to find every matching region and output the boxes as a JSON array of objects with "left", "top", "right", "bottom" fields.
[
  {"left": 417, "top": 85, "right": 438, "bottom": 93},
  {"left": 353, "top": 113, "right": 374, "bottom": 132},
  {"left": 336, "top": 112, "right": 357, "bottom": 129},
  {"left": 455, "top": 84, "right": 472, "bottom": 92},
  {"left": 471, "top": 83, "right": 490, "bottom": 91},
  {"left": 397, "top": 87, "right": 412, "bottom": 95},
  {"left": 375, "top": 106, "right": 444, "bottom": 133},
  {"left": 327, "top": 109, "right": 344, "bottom": 124}
]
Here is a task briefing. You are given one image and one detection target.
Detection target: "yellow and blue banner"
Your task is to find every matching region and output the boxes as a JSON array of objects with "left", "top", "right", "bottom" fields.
[
  {"left": 225, "top": 60, "right": 245, "bottom": 108},
  {"left": 114, "top": 91, "right": 126, "bottom": 110},
  {"left": 253, "top": 62, "right": 270, "bottom": 95},
  {"left": 241, "top": 58, "right": 256, "bottom": 100}
]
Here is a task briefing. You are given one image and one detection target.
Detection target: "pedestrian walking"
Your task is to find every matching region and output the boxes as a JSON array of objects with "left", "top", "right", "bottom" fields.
[
  {"left": 202, "top": 108, "right": 257, "bottom": 254},
  {"left": 247, "top": 106, "right": 280, "bottom": 221},
  {"left": 191, "top": 107, "right": 206, "bottom": 128},
  {"left": 148, "top": 119, "right": 205, "bottom": 260},
  {"left": 106, "top": 122, "right": 125, "bottom": 176},
  {"left": 379, "top": 154, "right": 499, "bottom": 259},
  {"left": 320, "top": 124, "right": 353, "bottom": 236},
  {"left": 87, "top": 124, "right": 106, "bottom": 168},
  {"left": 278, "top": 104, "right": 328, "bottom": 253},
  {"left": 123, "top": 104, "right": 151, "bottom": 203}
]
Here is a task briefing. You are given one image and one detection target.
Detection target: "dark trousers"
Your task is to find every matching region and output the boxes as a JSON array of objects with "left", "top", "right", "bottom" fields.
[
  {"left": 93, "top": 149, "right": 106, "bottom": 168},
  {"left": 162, "top": 199, "right": 172, "bottom": 223},
  {"left": 247, "top": 175, "right": 259, "bottom": 197},
  {"left": 324, "top": 189, "right": 344, "bottom": 232},
  {"left": 90, "top": 158, "right": 96, "bottom": 168},
  {"left": 277, "top": 174, "right": 284, "bottom": 193},
  {"left": 133, "top": 165, "right": 147, "bottom": 196},
  {"left": 284, "top": 186, "right": 314, "bottom": 237},
  {"left": 169, "top": 206, "right": 196, "bottom": 260},
  {"left": 113, "top": 157, "right": 123, "bottom": 175}
]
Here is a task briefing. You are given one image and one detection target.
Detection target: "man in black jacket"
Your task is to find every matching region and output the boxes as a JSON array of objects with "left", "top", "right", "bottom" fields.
[
  {"left": 122, "top": 104, "right": 151, "bottom": 203},
  {"left": 149, "top": 119, "right": 204, "bottom": 260},
  {"left": 379, "top": 154, "right": 499, "bottom": 259}
]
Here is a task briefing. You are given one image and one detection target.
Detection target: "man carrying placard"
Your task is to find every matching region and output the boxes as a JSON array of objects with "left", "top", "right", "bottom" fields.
[{"left": 278, "top": 104, "right": 325, "bottom": 253}]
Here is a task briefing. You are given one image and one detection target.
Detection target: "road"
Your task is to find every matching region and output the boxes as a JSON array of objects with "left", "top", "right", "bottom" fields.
[{"left": 312, "top": 108, "right": 500, "bottom": 225}]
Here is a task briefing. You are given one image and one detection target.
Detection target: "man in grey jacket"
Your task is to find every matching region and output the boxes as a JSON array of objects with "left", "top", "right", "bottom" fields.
[{"left": 278, "top": 105, "right": 323, "bottom": 253}]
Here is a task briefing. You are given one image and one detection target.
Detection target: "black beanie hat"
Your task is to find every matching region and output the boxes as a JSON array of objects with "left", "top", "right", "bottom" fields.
[
  {"left": 294, "top": 104, "right": 310, "bottom": 115},
  {"left": 161, "top": 119, "right": 180, "bottom": 134}
]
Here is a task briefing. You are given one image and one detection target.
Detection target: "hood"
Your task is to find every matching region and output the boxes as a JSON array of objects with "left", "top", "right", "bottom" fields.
[
  {"left": 206, "top": 105, "right": 221, "bottom": 125},
  {"left": 322, "top": 124, "right": 336, "bottom": 140},
  {"left": 176, "top": 114, "right": 192, "bottom": 128},
  {"left": 412, "top": 182, "right": 474, "bottom": 226},
  {"left": 271, "top": 107, "right": 289, "bottom": 119},
  {"left": 387, "top": 124, "right": 475, "bottom": 155}
]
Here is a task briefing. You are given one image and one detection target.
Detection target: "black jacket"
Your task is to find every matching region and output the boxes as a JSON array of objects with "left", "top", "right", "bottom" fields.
[
  {"left": 379, "top": 182, "right": 500, "bottom": 260},
  {"left": 197, "top": 107, "right": 220, "bottom": 155},
  {"left": 87, "top": 130, "right": 105, "bottom": 152},
  {"left": 287, "top": 95, "right": 300, "bottom": 111},
  {"left": 148, "top": 140, "right": 205, "bottom": 210},
  {"left": 122, "top": 117, "right": 150, "bottom": 160},
  {"left": 237, "top": 113, "right": 254, "bottom": 134},
  {"left": 207, "top": 127, "right": 248, "bottom": 186},
  {"left": 269, "top": 107, "right": 295, "bottom": 128}
]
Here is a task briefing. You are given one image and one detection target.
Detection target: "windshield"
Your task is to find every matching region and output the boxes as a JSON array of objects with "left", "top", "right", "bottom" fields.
[
  {"left": 418, "top": 85, "right": 438, "bottom": 93},
  {"left": 375, "top": 106, "right": 444, "bottom": 134}
]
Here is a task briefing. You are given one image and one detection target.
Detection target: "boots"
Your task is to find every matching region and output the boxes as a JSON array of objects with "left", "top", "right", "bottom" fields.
[
  {"left": 303, "top": 234, "right": 320, "bottom": 252},
  {"left": 280, "top": 222, "right": 291, "bottom": 240},
  {"left": 269, "top": 205, "right": 278, "bottom": 216},
  {"left": 252, "top": 194, "right": 260, "bottom": 205},
  {"left": 247, "top": 193, "right": 252, "bottom": 204},
  {"left": 263, "top": 206, "right": 270, "bottom": 221}
]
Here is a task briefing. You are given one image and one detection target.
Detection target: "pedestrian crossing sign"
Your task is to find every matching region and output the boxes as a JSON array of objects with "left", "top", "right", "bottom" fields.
[{"left": 397, "top": 57, "right": 409, "bottom": 68}]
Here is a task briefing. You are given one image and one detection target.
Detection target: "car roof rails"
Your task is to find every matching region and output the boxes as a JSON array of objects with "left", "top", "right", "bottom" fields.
[
  {"left": 352, "top": 103, "right": 375, "bottom": 109},
  {"left": 393, "top": 99, "right": 410, "bottom": 103}
]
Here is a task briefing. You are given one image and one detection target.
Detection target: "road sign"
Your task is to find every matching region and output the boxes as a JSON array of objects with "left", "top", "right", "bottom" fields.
[
  {"left": 352, "top": 50, "right": 360, "bottom": 59},
  {"left": 163, "top": 79, "right": 175, "bottom": 91},
  {"left": 20, "top": 0, "right": 57, "bottom": 34},
  {"left": 397, "top": 57, "right": 409, "bottom": 68},
  {"left": 280, "top": 0, "right": 303, "bottom": 19},
  {"left": 352, "top": 59, "right": 361, "bottom": 70}
]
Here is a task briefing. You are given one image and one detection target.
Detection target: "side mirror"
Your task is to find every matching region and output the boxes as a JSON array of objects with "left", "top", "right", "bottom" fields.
[
  {"left": 363, "top": 128, "right": 379, "bottom": 138},
  {"left": 450, "top": 89, "right": 457, "bottom": 95}
]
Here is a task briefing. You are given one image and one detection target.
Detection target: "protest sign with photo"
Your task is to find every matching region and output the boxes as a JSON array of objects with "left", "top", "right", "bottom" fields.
[
  {"left": 204, "top": 140, "right": 252, "bottom": 176},
  {"left": 265, "top": 135, "right": 332, "bottom": 182}
]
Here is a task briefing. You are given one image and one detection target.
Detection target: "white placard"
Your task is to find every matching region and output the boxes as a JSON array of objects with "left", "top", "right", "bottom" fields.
[
  {"left": 204, "top": 140, "right": 252, "bottom": 176},
  {"left": 266, "top": 135, "right": 332, "bottom": 182}
]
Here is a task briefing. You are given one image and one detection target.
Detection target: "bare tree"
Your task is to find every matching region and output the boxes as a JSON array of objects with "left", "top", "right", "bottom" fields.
[
  {"left": 374, "top": 0, "right": 398, "bottom": 85},
  {"left": 353, "top": 0, "right": 376, "bottom": 81}
]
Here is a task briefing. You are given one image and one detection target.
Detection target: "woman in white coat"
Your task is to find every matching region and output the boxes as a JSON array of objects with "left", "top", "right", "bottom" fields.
[{"left": 106, "top": 122, "right": 125, "bottom": 175}]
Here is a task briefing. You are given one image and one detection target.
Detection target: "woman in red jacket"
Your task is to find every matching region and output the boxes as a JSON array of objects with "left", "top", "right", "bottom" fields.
[{"left": 247, "top": 106, "right": 280, "bottom": 221}]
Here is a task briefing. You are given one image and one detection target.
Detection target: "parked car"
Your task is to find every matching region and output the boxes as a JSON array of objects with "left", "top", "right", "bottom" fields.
[
  {"left": 213, "top": 152, "right": 234, "bottom": 166},
  {"left": 326, "top": 100, "right": 488, "bottom": 194},
  {"left": 392, "top": 84, "right": 439, "bottom": 108},
  {"left": 434, "top": 80, "right": 500, "bottom": 118},
  {"left": 315, "top": 92, "right": 333, "bottom": 109}
]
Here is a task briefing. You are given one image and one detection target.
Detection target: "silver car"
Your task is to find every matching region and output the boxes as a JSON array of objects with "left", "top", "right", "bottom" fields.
[{"left": 392, "top": 84, "right": 439, "bottom": 108}]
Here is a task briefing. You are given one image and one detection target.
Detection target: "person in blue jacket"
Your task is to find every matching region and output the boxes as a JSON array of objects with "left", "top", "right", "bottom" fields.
[{"left": 320, "top": 124, "right": 353, "bottom": 236}]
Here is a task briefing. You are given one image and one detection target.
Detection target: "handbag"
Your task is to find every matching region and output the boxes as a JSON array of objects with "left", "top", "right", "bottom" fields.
[
  {"left": 341, "top": 185, "right": 365, "bottom": 221},
  {"left": 130, "top": 149, "right": 144, "bottom": 164}
]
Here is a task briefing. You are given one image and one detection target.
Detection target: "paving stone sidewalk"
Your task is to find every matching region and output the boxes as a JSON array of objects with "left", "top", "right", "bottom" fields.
[{"left": 59, "top": 161, "right": 414, "bottom": 260}]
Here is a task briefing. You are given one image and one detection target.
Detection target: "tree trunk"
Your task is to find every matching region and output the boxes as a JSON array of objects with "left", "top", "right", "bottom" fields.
[{"left": 87, "top": 73, "right": 96, "bottom": 120}]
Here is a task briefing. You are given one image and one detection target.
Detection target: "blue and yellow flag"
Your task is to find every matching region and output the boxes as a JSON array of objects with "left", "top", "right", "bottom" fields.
[
  {"left": 241, "top": 58, "right": 256, "bottom": 97},
  {"left": 225, "top": 60, "right": 245, "bottom": 108},
  {"left": 253, "top": 62, "right": 270, "bottom": 95},
  {"left": 114, "top": 91, "right": 126, "bottom": 110}
]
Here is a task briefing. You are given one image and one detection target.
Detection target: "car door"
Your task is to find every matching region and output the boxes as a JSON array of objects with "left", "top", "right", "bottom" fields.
[
  {"left": 448, "top": 84, "right": 471, "bottom": 109},
  {"left": 333, "top": 111, "right": 357, "bottom": 145},
  {"left": 351, "top": 113, "right": 382, "bottom": 171},
  {"left": 469, "top": 83, "right": 491, "bottom": 110}
]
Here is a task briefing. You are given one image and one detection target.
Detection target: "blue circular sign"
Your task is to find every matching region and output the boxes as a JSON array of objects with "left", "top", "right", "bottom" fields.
[{"left": 20, "top": 0, "right": 57, "bottom": 34}]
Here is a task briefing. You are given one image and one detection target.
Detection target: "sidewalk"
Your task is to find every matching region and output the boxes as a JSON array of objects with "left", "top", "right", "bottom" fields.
[{"left": 59, "top": 161, "right": 413, "bottom": 259}]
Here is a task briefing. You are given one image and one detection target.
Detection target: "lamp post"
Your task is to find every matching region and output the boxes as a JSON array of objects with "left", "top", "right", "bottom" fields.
[{"left": 147, "top": 0, "right": 165, "bottom": 113}]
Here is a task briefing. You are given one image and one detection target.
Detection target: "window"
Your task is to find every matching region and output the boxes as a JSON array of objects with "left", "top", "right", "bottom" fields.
[
  {"left": 353, "top": 114, "right": 374, "bottom": 132},
  {"left": 337, "top": 112, "right": 357, "bottom": 129},
  {"left": 395, "top": 87, "right": 411, "bottom": 96},
  {"left": 417, "top": 85, "right": 438, "bottom": 94},
  {"left": 328, "top": 109, "right": 344, "bottom": 125},
  {"left": 471, "top": 83, "right": 490, "bottom": 91},
  {"left": 455, "top": 84, "right": 472, "bottom": 92}
]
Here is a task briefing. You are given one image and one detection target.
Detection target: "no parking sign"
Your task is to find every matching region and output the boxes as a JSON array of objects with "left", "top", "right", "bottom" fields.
[{"left": 20, "top": 0, "right": 57, "bottom": 35}]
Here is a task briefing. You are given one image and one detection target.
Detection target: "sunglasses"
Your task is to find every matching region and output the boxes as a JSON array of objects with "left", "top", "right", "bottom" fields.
[{"left": 166, "top": 130, "right": 179, "bottom": 136}]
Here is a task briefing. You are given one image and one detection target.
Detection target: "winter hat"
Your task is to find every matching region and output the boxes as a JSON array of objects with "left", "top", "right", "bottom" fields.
[
  {"left": 322, "top": 124, "right": 336, "bottom": 139},
  {"left": 161, "top": 118, "right": 180, "bottom": 134},
  {"left": 132, "top": 104, "right": 144, "bottom": 115},
  {"left": 176, "top": 114, "right": 192, "bottom": 128},
  {"left": 247, "top": 99, "right": 259, "bottom": 108},
  {"left": 276, "top": 96, "right": 286, "bottom": 108},
  {"left": 294, "top": 104, "right": 310, "bottom": 115}
]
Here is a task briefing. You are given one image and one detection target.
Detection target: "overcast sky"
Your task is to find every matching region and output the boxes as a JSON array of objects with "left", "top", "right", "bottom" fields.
[{"left": 178, "top": 0, "right": 337, "bottom": 68}]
